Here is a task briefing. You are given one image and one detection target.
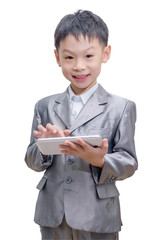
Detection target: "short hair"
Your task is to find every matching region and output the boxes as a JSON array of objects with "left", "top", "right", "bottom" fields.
[{"left": 54, "top": 10, "right": 109, "bottom": 50}]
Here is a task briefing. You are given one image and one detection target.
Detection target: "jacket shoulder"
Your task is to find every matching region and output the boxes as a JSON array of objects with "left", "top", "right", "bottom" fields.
[
  {"left": 37, "top": 94, "right": 59, "bottom": 106},
  {"left": 106, "top": 92, "right": 136, "bottom": 123},
  {"left": 108, "top": 92, "right": 133, "bottom": 105},
  {"left": 34, "top": 91, "right": 65, "bottom": 114},
  {"left": 98, "top": 85, "right": 136, "bottom": 116},
  {"left": 98, "top": 84, "right": 135, "bottom": 107}
]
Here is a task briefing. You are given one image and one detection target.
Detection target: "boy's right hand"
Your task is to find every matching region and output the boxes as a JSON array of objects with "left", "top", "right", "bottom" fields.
[{"left": 33, "top": 123, "right": 71, "bottom": 139}]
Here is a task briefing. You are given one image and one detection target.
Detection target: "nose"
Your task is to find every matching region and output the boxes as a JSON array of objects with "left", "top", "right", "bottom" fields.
[{"left": 73, "top": 59, "right": 86, "bottom": 71}]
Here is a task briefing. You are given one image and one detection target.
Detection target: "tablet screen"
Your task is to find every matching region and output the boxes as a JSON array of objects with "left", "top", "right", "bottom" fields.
[{"left": 36, "top": 135, "right": 102, "bottom": 155}]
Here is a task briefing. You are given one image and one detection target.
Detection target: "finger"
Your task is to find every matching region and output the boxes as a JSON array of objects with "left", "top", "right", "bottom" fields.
[
  {"left": 101, "top": 138, "right": 108, "bottom": 153},
  {"left": 60, "top": 141, "right": 79, "bottom": 150},
  {"left": 64, "top": 129, "right": 71, "bottom": 136},
  {"left": 55, "top": 127, "right": 65, "bottom": 137},
  {"left": 46, "top": 124, "right": 65, "bottom": 137},
  {"left": 59, "top": 144, "right": 72, "bottom": 151},
  {"left": 33, "top": 130, "right": 41, "bottom": 138},
  {"left": 46, "top": 123, "right": 56, "bottom": 134},
  {"left": 60, "top": 147, "right": 78, "bottom": 156},
  {"left": 38, "top": 124, "right": 47, "bottom": 134},
  {"left": 60, "top": 145, "right": 77, "bottom": 155},
  {"left": 75, "top": 138, "right": 90, "bottom": 150},
  {"left": 57, "top": 126, "right": 66, "bottom": 137},
  {"left": 60, "top": 150, "right": 69, "bottom": 154},
  {"left": 34, "top": 125, "right": 47, "bottom": 138},
  {"left": 67, "top": 140, "right": 85, "bottom": 150},
  {"left": 102, "top": 138, "right": 108, "bottom": 147},
  {"left": 60, "top": 149, "right": 74, "bottom": 155},
  {"left": 59, "top": 141, "right": 82, "bottom": 155}
]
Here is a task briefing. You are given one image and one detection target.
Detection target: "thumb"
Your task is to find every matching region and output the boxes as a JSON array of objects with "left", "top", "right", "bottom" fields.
[
  {"left": 64, "top": 129, "right": 71, "bottom": 137},
  {"left": 101, "top": 138, "right": 108, "bottom": 153}
]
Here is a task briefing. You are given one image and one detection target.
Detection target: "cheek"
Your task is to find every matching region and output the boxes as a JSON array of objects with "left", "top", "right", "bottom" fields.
[
  {"left": 91, "top": 63, "right": 102, "bottom": 76},
  {"left": 62, "top": 68, "right": 68, "bottom": 78},
  {"left": 61, "top": 65, "right": 71, "bottom": 80},
  {"left": 61, "top": 64, "right": 69, "bottom": 75}
]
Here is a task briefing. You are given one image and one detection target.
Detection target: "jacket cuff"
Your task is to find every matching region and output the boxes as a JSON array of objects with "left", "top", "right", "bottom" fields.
[{"left": 91, "top": 158, "right": 117, "bottom": 185}]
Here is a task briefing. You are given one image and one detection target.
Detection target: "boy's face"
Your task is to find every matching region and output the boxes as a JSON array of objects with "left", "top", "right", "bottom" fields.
[{"left": 54, "top": 34, "right": 111, "bottom": 95}]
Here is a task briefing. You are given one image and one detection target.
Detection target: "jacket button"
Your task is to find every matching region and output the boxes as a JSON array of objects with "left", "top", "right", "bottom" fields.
[
  {"left": 65, "top": 176, "right": 72, "bottom": 184},
  {"left": 67, "top": 159, "right": 74, "bottom": 165}
]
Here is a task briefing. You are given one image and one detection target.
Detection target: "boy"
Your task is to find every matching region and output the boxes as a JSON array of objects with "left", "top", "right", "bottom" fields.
[{"left": 25, "top": 10, "right": 138, "bottom": 240}]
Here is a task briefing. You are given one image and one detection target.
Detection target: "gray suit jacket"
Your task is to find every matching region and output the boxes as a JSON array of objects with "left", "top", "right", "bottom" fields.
[{"left": 25, "top": 84, "right": 138, "bottom": 233}]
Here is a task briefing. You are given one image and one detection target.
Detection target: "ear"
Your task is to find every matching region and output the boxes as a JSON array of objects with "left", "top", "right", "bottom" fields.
[
  {"left": 102, "top": 45, "right": 111, "bottom": 63},
  {"left": 54, "top": 49, "right": 61, "bottom": 67}
]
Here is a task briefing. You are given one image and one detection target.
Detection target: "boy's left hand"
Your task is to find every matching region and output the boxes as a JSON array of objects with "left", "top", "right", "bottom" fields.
[{"left": 60, "top": 138, "right": 108, "bottom": 168}]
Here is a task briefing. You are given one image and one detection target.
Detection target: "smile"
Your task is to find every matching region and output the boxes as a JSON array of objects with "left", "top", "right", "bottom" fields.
[{"left": 72, "top": 74, "right": 90, "bottom": 82}]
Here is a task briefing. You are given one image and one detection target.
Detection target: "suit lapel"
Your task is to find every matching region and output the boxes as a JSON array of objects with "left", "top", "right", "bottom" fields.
[
  {"left": 53, "top": 85, "right": 108, "bottom": 132},
  {"left": 53, "top": 89, "right": 71, "bottom": 129},
  {"left": 70, "top": 84, "right": 108, "bottom": 132}
]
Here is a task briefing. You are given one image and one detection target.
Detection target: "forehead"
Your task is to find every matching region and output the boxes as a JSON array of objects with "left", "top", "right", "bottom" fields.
[{"left": 58, "top": 34, "right": 103, "bottom": 53}]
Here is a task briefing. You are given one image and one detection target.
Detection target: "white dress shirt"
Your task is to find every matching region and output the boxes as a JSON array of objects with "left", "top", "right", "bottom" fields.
[{"left": 68, "top": 83, "right": 99, "bottom": 124}]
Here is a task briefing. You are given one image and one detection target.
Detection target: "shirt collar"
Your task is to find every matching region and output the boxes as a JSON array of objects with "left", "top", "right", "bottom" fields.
[{"left": 68, "top": 83, "right": 99, "bottom": 104}]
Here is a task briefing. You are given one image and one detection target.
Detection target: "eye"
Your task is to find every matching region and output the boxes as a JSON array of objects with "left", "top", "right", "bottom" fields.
[
  {"left": 86, "top": 55, "right": 93, "bottom": 59},
  {"left": 65, "top": 56, "right": 73, "bottom": 60}
]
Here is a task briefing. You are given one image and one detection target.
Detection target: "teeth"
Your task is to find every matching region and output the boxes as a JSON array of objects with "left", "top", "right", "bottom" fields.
[{"left": 74, "top": 75, "right": 88, "bottom": 79}]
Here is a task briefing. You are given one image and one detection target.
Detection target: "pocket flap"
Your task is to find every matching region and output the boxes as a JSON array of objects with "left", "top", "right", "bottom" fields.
[
  {"left": 96, "top": 183, "right": 119, "bottom": 199},
  {"left": 36, "top": 176, "right": 47, "bottom": 190}
]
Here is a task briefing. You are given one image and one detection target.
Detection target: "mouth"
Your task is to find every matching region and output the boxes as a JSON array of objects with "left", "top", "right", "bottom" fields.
[{"left": 72, "top": 74, "right": 90, "bottom": 82}]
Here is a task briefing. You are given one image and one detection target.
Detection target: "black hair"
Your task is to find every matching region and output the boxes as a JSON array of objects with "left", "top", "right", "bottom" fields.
[{"left": 54, "top": 10, "right": 109, "bottom": 50}]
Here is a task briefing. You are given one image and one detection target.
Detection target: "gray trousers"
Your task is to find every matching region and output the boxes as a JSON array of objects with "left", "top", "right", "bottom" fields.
[{"left": 40, "top": 217, "right": 119, "bottom": 240}]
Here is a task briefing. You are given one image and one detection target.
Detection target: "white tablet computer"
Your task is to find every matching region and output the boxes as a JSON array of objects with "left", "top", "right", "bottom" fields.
[{"left": 36, "top": 135, "right": 102, "bottom": 155}]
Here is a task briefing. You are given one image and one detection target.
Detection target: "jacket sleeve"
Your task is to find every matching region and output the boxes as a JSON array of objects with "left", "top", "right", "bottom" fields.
[
  {"left": 91, "top": 100, "right": 138, "bottom": 184},
  {"left": 24, "top": 102, "right": 54, "bottom": 172}
]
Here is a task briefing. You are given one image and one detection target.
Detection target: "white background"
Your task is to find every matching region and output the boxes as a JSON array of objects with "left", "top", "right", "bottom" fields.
[{"left": 0, "top": 0, "right": 159, "bottom": 239}]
